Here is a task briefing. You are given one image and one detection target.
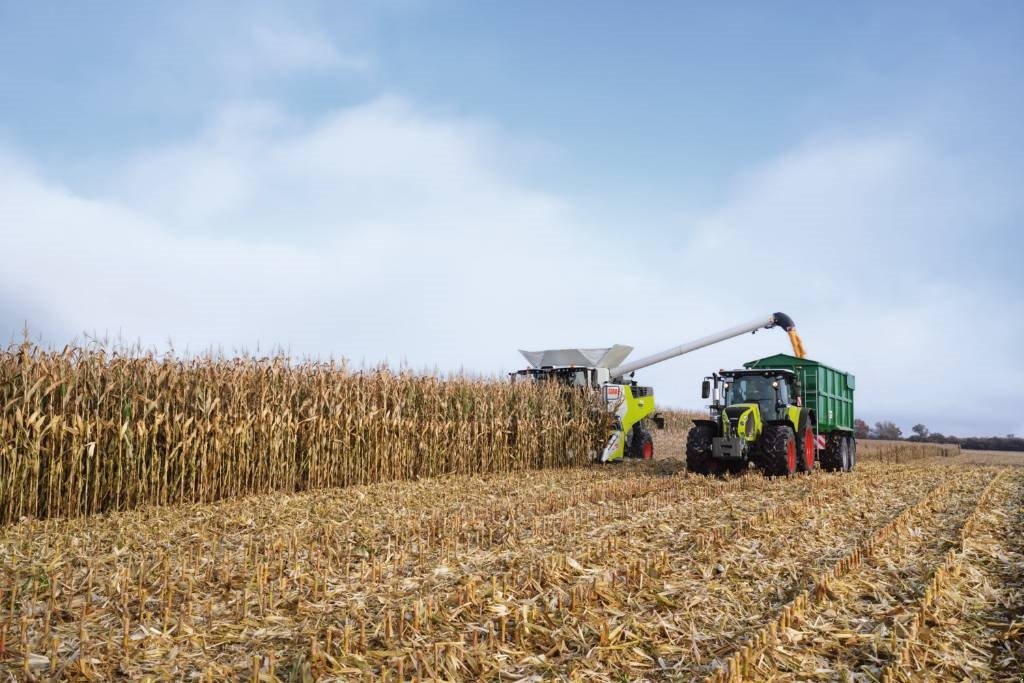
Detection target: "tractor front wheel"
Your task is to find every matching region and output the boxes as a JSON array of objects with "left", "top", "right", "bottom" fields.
[
  {"left": 760, "top": 425, "right": 797, "bottom": 477},
  {"left": 686, "top": 423, "right": 718, "bottom": 475}
]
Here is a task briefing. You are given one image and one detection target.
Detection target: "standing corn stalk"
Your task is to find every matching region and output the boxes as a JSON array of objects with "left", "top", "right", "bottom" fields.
[{"left": 0, "top": 342, "right": 607, "bottom": 524}]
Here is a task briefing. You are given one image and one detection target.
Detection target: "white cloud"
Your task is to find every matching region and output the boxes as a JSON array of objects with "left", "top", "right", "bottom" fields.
[
  {"left": 0, "top": 103, "right": 1019, "bottom": 436},
  {"left": 0, "top": 98, "right": 612, "bottom": 372},
  {"left": 245, "top": 25, "right": 370, "bottom": 74}
]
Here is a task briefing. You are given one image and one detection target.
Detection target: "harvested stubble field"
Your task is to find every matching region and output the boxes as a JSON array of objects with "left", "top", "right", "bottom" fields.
[
  {"left": 2, "top": 348, "right": 1021, "bottom": 681},
  {"left": 2, "top": 450, "right": 1022, "bottom": 681}
]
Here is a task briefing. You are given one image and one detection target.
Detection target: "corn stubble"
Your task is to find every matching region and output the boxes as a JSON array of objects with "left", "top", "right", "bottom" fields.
[
  {"left": 3, "top": 457, "right": 1020, "bottom": 681},
  {"left": 0, "top": 342, "right": 606, "bottom": 525}
]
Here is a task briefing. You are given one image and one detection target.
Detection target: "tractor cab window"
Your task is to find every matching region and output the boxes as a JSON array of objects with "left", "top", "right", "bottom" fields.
[
  {"left": 776, "top": 378, "right": 790, "bottom": 405},
  {"left": 725, "top": 376, "right": 787, "bottom": 419},
  {"left": 725, "top": 376, "right": 774, "bottom": 406}
]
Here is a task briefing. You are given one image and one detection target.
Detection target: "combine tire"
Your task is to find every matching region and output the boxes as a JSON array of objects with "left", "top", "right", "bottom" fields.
[
  {"left": 759, "top": 424, "right": 797, "bottom": 476},
  {"left": 686, "top": 423, "right": 718, "bottom": 475},
  {"left": 629, "top": 427, "right": 654, "bottom": 460},
  {"left": 820, "top": 433, "right": 852, "bottom": 472},
  {"left": 796, "top": 416, "right": 815, "bottom": 473}
]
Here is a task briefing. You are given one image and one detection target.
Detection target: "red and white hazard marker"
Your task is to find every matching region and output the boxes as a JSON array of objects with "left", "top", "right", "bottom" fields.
[{"left": 815, "top": 435, "right": 827, "bottom": 450}]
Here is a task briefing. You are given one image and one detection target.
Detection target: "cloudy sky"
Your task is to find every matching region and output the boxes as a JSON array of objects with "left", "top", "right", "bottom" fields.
[{"left": 1, "top": 2, "right": 1022, "bottom": 437}]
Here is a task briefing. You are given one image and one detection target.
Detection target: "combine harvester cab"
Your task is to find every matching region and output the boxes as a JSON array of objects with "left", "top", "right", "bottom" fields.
[{"left": 688, "top": 354, "right": 856, "bottom": 476}]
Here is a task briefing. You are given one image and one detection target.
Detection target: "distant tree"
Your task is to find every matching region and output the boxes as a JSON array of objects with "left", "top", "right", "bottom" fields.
[
  {"left": 875, "top": 421, "right": 903, "bottom": 440},
  {"left": 912, "top": 423, "right": 929, "bottom": 439},
  {"left": 854, "top": 419, "right": 871, "bottom": 439},
  {"left": 1008, "top": 434, "right": 1016, "bottom": 439}
]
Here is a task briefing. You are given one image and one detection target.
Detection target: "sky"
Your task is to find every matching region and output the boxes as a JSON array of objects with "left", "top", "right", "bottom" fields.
[{"left": 1, "top": 1, "right": 1022, "bottom": 437}]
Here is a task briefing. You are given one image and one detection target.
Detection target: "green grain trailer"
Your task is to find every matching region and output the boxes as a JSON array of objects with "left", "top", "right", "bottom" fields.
[{"left": 744, "top": 353, "right": 856, "bottom": 471}]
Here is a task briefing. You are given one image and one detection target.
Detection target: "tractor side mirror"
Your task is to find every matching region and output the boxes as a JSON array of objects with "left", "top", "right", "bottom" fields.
[
  {"left": 652, "top": 413, "right": 666, "bottom": 430},
  {"left": 701, "top": 380, "right": 711, "bottom": 399}
]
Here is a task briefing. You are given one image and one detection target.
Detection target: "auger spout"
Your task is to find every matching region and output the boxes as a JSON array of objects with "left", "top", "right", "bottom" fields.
[{"left": 608, "top": 312, "right": 805, "bottom": 379}]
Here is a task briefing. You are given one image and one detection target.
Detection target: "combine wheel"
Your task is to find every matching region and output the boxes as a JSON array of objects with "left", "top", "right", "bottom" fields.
[
  {"left": 796, "top": 416, "right": 815, "bottom": 472},
  {"left": 629, "top": 426, "right": 654, "bottom": 460},
  {"left": 759, "top": 424, "right": 797, "bottom": 477},
  {"left": 685, "top": 423, "right": 718, "bottom": 475}
]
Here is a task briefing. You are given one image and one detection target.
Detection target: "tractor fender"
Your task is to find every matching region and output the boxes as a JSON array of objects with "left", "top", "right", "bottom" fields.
[{"left": 692, "top": 418, "right": 719, "bottom": 430}]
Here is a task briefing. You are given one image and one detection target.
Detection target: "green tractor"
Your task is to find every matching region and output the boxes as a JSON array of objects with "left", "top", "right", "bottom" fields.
[{"left": 687, "top": 354, "right": 856, "bottom": 476}]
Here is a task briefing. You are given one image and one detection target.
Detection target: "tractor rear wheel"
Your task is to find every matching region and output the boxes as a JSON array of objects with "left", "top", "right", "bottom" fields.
[
  {"left": 759, "top": 424, "right": 797, "bottom": 477},
  {"left": 630, "top": 427, "right": 654, "bottom": 460},
  {"left": 686, "top": 423, "right": 718, "bottom": 475},
  {"left": 796, "top": 419, "right": 815, "bottom": 472}
]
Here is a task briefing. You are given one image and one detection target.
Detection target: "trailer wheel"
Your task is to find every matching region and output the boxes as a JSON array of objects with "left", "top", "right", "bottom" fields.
[
  {"left": 630, "top": 427, "right": 654, "bottom": 460},
  {"left": 686, "top": 423, "right": 718, "bottom": 475},
  {"left": 848, "top": 436, "right": 857, "bottom": 471},
  {"left": 820, "top": 433, "right": 845, "bottom": 472},
  {"left": 796, "top": 416, "right": 815, "bottom": 472},
  {"left": 760, "top": 425, "right": 797, "bottom": 476}
]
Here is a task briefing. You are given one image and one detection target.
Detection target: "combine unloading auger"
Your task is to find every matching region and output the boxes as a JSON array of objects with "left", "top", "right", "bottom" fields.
[{"left": 607, "top": 312, "right": 806, "bottom": 380}]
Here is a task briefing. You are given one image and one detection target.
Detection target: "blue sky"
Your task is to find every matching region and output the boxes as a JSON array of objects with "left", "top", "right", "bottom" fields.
[{"left": 1, "top": 1, "right": 1022, "bottom": 437}]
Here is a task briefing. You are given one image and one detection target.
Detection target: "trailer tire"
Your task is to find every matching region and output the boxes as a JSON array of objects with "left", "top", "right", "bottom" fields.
[
  {"left": 630, "top": 427, "right": 654, "bottom": 460},
  {"left": 820, "top": 433, "right": 846, "bottom": 472},
  {"left": 848, "top": 437, "right": 857, "bottom": 471},
  {"left": 686, "top": 423, "right": 718, "bottom": 475}
]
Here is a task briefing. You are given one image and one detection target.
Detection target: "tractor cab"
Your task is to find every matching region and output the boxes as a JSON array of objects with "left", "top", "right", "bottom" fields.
[{"left": 712, "top": 369, "right": 800, "bottom": 422}]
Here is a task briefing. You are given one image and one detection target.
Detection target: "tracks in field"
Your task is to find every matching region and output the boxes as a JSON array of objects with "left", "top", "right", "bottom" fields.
[
  {"left": 320, "top": 465, "right": 954, "bottom": 679},
  {"left": 705, "top": 466, "right": 1023, "bottom": 682},
  {"left": 6, "top": 462, "right": 1017, "bottom": 682}
]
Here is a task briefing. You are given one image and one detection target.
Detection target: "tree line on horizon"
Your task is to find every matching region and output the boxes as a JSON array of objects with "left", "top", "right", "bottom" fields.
[{"left": 853, "top": 419, "right": 1023, "bottom": 452}]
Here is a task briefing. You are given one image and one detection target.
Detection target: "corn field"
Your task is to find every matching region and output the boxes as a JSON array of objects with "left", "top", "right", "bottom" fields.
[
  {"left": 0, "top": 342, "right": 606, "bottom": 525},
  {"left": 1, "top": 453, "right": 1020, "bottom": 680},
  {"left": 2, "top": 345, "right": 1021, "bottom": 681}
]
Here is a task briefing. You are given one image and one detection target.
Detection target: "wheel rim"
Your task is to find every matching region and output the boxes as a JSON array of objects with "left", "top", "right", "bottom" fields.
[
  {"left": 786, "top": 437, "right": 796, "bottom": 473},
  {"left": 643, "top": 441, "right": 653, "bottom": 460},
  {"left": 804, "top": 426, "right": 815, "bottom": 470}
]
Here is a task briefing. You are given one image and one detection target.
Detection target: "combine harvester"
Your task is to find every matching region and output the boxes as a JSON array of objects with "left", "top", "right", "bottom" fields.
[{"left": 513, "top": 313, "right": 811, "bottom": 464}]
